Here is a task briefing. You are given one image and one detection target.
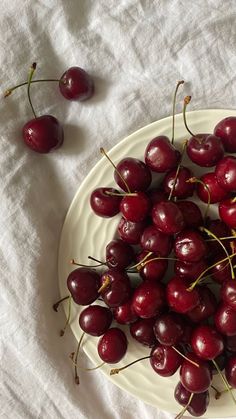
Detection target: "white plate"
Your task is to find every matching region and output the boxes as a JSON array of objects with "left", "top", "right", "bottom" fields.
[{"left": 58, "top": 109, "right": 236, "bottom": 418}]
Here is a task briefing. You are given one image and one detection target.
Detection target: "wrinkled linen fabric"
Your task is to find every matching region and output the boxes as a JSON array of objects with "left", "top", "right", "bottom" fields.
[{"left": 0, "top": 1, "right": 236, "bottom": 418}]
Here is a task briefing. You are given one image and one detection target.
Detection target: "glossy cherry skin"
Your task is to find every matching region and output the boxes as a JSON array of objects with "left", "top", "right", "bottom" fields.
[
  {"left": 106, "top": 239, "right": 134, "bottom": 270},
  {"left": 90, "top": 187, "right": 122, "bottom": 217},
  {"left": 22, "top": 115, "right": 64, "bottom": 153},
  {"left": 100, "top": 269, "right": 131, "bottom": 308},
  {"left": 186, "top": 133, "right": 224, "bottom": 167},
  {"left": 187, "top": 286, "right": 217, "bottom": 323},
  {"left": 152, "top": 201, "right": 185, "bottom": 235},
  {"left": 79, "top": 305, "right": 112, "bottom": 336},
  {"left": 145, "top": 135, "right": 180, "bottom": 172},
  {"left": 136, "top": 250, "right": 168, "bottom": 282},
  {"left": 215, "top": 303, "right": 236, "bottom": 336},
  {"left": 176, "top": 201, "right": 203, "bottom": 229},
  {"left": 153, "top": 313, "right": 184, "bottom": 346},
  {"left": 214, "top": 116, "right": 236, "bottom": 152},
  {"left": 120, "top": 192, "right": 150, "bottom": 222},
  {"left": 221, "top": 280, "right": 236, "bottom": 311},
  {"left": 114, "top": 157, "right": 152, "bottom": 192},
  {"left": 59, "top": 66, "right": 94, "bottom": 101},
  {"left": 150, "top": 344, "right": 182, "bottom": 377},
  {"left": 132, "top": 281, "right": 165, "bottom": 318},
  {"left": 196, "top": 172, "right": 230, "bottom": 204},
  {"left": 163, "top": 166, "right": 195, "bottom": 199},
  {"left": 97, "top": 328, "right": 127, "bottom": 364},
  {"left": 113, "top": 299, "right": 138, "bottom": 324},
  {"left": 174, "top": 382, "right": 209, "bottom": 416},
  {"left": 174, "top": 229, "right": 207, "bottom": 263},
  {"left": 225, "top": 356, "right": 236, "bottom": 388},
  {"left": 180, "top": 352, "right": 212, "bottom": 393},
  {"left": 219, "top": 198, "right": 236, "bottom": 228},
  {"left": 226, "top": 335, "right": 236, "bottom": 352},
  {"left": 130, "top": 317, "right": 157, "bottom": 347},
  {"left": 215, "top": 156, "right": 236, "bottom": 192},
  {"left": 191, "top": 325, "right": 224, "bottom": 360},
  {"left": 67, "top": 268, "right": 100, "bottom": 305},
  {"left": 166, "top": 276, "right": 200, "bottom": 314},
  {"left": 118, "top": 217, "right": 147, "bottom": 244},
  {"left": 174, "top": 259, "right": 207, "bottom": 281},
  {"left": 140, "top": 225, "right": 173, "bottom": 257}
]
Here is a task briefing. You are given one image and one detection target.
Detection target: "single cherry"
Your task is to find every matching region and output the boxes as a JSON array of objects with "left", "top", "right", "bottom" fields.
[
  {"left": 219, "top": 198, "right": 236, "bottom": 229},
  {"left": 130, "top": 317, "right": 157, "bottom": 347},
  {"left": 100, "top": 269, "right": 131, "bottom": 308},
  {"left": 120, "top": 192, "right": 150, "bottom": 222},
  {"left": 97, "top": 327, "right": 127, "bottom": 364},
  {"left": 166, "top": 276, "right": 200, "bottom": 314},
  {"left": 215, "top": 303, "right": 236, "bottom": 336},
  {"left": 79, "top": 305, "right": 112, "bottom": 336},
  {"left": 136, "top": 250, "right": 168, "bottom": 282},
  {"left": 187, "top": 286, "right": 217, "bottom": 323},
  {"left": 214, "top": 116, "right": 236, "bottom": 152},
  {"left": 90, "top": 187, "right": 122, "bottom": 217},
  {"left": 113, "top": 299, "right": 138, "bottom": 325},
  {"left": 174, "top": 229, "right": 207, "bottom": 263},
  {"left": 59, "top": 66, "right": 94, "bottom": 101},
  {"left": 153, "top": 313, "right": 184, "bottom": 346},
  {"left": 67, "top": 267, "right": 100, "bottom": 305},
  {"left": 114, "top": 157, "right": 152, "bottom": 192},
  {"left": 196, "top": 172, "right": 230, "bottom": 204},
  {"left": 163, "top": 166, "right": 195, "bottom": 199},
  {"left": 105, "top": 239, "right": 134, "bottom": 270},
  {"left": 118, "top": 217, "right": 147, "bottom": 245},
  {"left": 145, "top": 136, "right": 180, "bottom": 173},
  {"left": 180, "top": 352, "right": 212, "bottom": 393},
  {"left": 150, "top": 344, "right": 182, "bottom": 377},
  {"left": 174, "top": 259, "right": 207, "bottom": 281},
  {"left": 176, "top": 200, "right": 203, "bottom": 229},
  {"left": 140, "top": 224, "right": 173, "bottom": 256},
  {"left": 132, "top": 281, "right": 165, "bottom": 318},
  {"left": 186, "top": 133, "right": 224, "bottom": 167},
  {"left": 152, "top": 201, "right": 185, "bottom": 235},
  {"left": 215, "top": 156, "right": 236, "bottom": 192},
  {"left": 191, "top": 325, "right": 224, "bottom": 360}
]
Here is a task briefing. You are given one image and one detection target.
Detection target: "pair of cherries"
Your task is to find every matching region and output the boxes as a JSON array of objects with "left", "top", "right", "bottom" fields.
[{"left": 5, "top": 64, "right": 94, "bottom": 153}]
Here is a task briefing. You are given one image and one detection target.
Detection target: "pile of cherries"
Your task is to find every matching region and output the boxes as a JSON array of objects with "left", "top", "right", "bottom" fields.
[{"left": 57, "top": 85, "right": 236, "bottom": 417}]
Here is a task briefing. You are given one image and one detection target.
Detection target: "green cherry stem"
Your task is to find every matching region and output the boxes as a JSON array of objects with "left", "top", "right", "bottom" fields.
[
  {"left": 175, "top": 393, "right": 194, "bottom": 419},
  {"left": 27, "top": 62, "right": 37, "bottom": 118},
  {"left": 212, "top": 359, "right": 236, "bottom": 405},
  {"left": 110, "top": 355, "right": 151, "bottom": 375},
  {"left": 60, "top": 296, "right": 72, "bottom": 336},
  {"left": 183, "top": 95, "right": 195, "bottom": 137},
  {"left": 4, "top": 78, "right": 60, "bottom": 98},
  {"left": 171, "top": 80, "right": 184, "bottom": 144}
]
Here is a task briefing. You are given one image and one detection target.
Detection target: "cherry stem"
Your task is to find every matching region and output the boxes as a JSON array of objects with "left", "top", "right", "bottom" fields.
[
  {"left": 74, "top": 332, "right": 85, "bottom": 385},
  {"left": 70, "top": 258, "right": 104, "bottom": 268},
  {"left": 70, "top": 356, "right": 105, "bottom": 371},
  {"left": 4, "top": 78, "right": 60, "bottom": 98},
  {"left": 175, "top": 393, "right": 194, "bottom": 419},
  {"left": 232, "top": 197, "right": 236, "bottom": 203},
  {"left": 129, "top": 252, "right": 153, "bottom": 270},
  {"left": 183, "top": 95, "right": 195, "bottom": 137},
  {"left": 98, "top": 276, "right": 110, "bottom": 294},
  {"left": 171, "top": 80, "right": 184, "bottom": 144},
  {"left": 88, "top": 256, "right": 107, "bottom": 266},
  {"left": 27, "top": 63, "right": 37, "bottom": 118},
  {"left": 206, "top": 235, "right": 236, "bottom": 242},
  {"left": 168, "top": 140, "right": 188, "bottom": 201},
  {"left": 211, "top": 384, "right": 233, "bottom": 400},
  {"left": 110, "top": 355, "right": 150, "bottom": 375},
  {"left": 105, "top": 191, "right": 137, "bottom": 197},
  {"left": 172, "top": 346, "right": 199, "bottom": 368},
  {"left": 212, "top": 359, "right": 236, "bottom": 405},
  {"left": 100, "top": 148, "right": 131, "bottom": 193},
  {"left": 53, "top": 295, "right": 70, "bottom": 312},
  {"left": 200, "top": 226, "right": 235, "bottom": 279},
  {"left": 187, "top": 177, "right": 211, "bottom": 220},
  {"left": 60, "top": 296, "right": 71, "bottom": 337}
]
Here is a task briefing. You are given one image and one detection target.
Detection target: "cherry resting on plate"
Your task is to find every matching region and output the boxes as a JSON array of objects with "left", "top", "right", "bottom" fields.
[
  {"left": 105, "top": 239, "right": 134, "bottom": 270},
  {"left": 114, "top": 157, "right": 152, "bottom": 192},
  {"left": 163, "top": 166, "right": 195, "bottom": 199},
  {"left": 130, "top": 317, "right": 157, "bottom": 347},
  {"left": 214, "top": 116, "right": 236, "bottom": 152},
  {"left": 132, "top": 281, "right": 165, "bottom": 318},
  {"left": 196, "top": 172, "right": 230, "bottom": 204},
  {"left": 152, "top": 201, "right": 185, "bottom": 234},
  {"left": 79, "top": 305, "right": 112, "bottom": 336},
  {"left": 145, "top": 136, "right": 180, "bottom": 172},
  {"left": 215, "top": 156, "right": 236, "bottom": 191},
  {"left": 67, "top": 267, "right": 100, "bottom": 305},
  {"left": 59, "top": 66, "right": 94, "bottom": 101},
  {"left": 90, "top": 187, "right": 122, "bottom": 217},
  {"left": 97, "top": 328, "right": 127, "bottom": 363},
  {"left": 174, "top": 382, "right": 209, "bottom": 416},
  {"left": 186, "top": 133, "right": 224, "bottom": 167},
  {"left": 219, "top": 198, "right": 236, "bottom": 228},
  {"left": 150, "top": 344, "right": 182, "bottom": 377}
]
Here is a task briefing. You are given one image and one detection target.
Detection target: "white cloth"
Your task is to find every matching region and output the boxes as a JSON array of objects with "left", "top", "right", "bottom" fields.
[{"left": 1, "top": 1, "right": 236, "bottom": 418}]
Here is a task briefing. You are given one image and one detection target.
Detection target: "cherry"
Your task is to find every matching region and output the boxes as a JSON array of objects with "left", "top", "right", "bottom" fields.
[
  {"left": 114, "top": 157, "right": 152, "bottom": 192},
  {"left": 100, "top": 269, "right": 131, "bottom": 308},
  {"left": 79, "top": 305, "right": 112, "bottom": 336},
  {"left": 59, "top": 66, "right": 94, "bottom": 101},
  {"left": 174, "top": 229, "right": 207, "bottom": 263},
  {"left": 214, "top": 116, "right": 236, "bottom": 152},
  {"left": 153, "top": 313, "right": 184, "bottom": 346},
  {"left": 176, "top": 201, "right": 203, "bottom": 229},
  {"left": 187, "top": 286, "right": 217, "bottom": 323},
  {"left": 206, "top": 218, "right": 231, "bottom": 256},
  {"left": 67, "top": 267, "right": 100, "bottom": 305},
  {"left": 120, "top": 192, "right": 150, "bottom": 222},
  {"left": 148, "top": 188, "right": 167, "bottom": 206},
  {"left": 226, "top": 335, "right": 236, "bottom": 352},
  {"left": 145, "top": 136, "right": 180, "bottom": 173},
  {"left": 166, "top": 276, "right": 200, "bottom": 314},
  {"left": 225, "top": 356, "right": 236, "bottom": 388},
  {"left": 90, "top": 187, "right": 122, "bottom": 217},
  {"left": 150, "top": 344, "right": 182, "bottom": 377},
  {"left": 215, "top": 303, "right": 236, "bottom": 336},
  {"left": 174, "top": 259, "right": 207, "bottom": 281},
  {"left": 191, "top": 325, "right": 224, "bottom": 360},
  {"left": 136, "top": 250, "right": 168, "bottom": 281},
  {"left": 117, "top": 217, "right": 147, "bottom": 245},
  {"left": 132, "top": 281, "right": 165, "bottom": 318},
  {"left": 140, "top": 225, "right": 173, "bottom": 256},
  {"left": 186, "top": 133, "right": 224, "bottom": 167},
  {"left": 97, "top": 327, "right": 127, "bottom": 364},
  {"left": 163, "top": 166, "right": 195, "bottom": 199},
  {"left": 152, "top": 201, "right": 185, "bottom": 235},
  {"left": 215, "top": 156, "right": 236, "bottom": 192},
  {"left": 219, "top": 198, "right": 236, "bottom": 229},
  {"left": 211, "top": 256, "right": 232, "bottom": 284},
  {"left": 130, "top": 317, "right": 157, "bottom": 347},
  {"left": 113, "top": 299, "right": 138, "bottom": 324},
  {"left": 180, "top": 352, "right": 212, "bottom": 393},
  {"left": 196, "top": 172, "right": 230, "bottom": 204},
  {"left": 23, "top": 115, "right": 64, "bottom": 153},
  {"left": 105, "top": 239, "right": 134, "bottom": 270},
  {"left": 221, "top": 280, "right": 236, "bottom": 311},
  {"left": 174, "top": 382, "right": 209, "bottom": 416}
]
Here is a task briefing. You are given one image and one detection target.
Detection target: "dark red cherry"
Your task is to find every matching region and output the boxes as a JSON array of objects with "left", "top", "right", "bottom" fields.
[
  {"left": 196, "top": 172, "right": 230, "bottom": 204},
  {"left": 174, "top": 259, "right": 207, "bottom": 281},
  {"left": 163, "top": 166, "right": 195, "bottom": 199},
  {"left": 174, "top": 382, "right": 209, "bottom": 416},
  {"left": 180, "top": 352, "right": 212, "bottom": 393},
  {"left": 152, "top": 201, "right": 185, "bottom": 235},
  {"left": 225, "top": 355, "right": 236, "bottom": 388},
  {"left": 215, "top": 303, "right": 236, "bottom": 336},
  {"left": 114, "top": 157, "right": 152, "bottom": 192},
  {"left": 219, "top": 198, "right": 236, "bottom": 228},
  {"left": 215, "top": 156, "right": 236, "bottom": 192},
  {"left": 97, "top": 327, "right": 127, "bottom": 364},
  {"left": 174, "top": 229, "right": 207, "bottom": 263},
  {"left": 176, "top": 201, "right": 203, "bottom": 229},
  {"left": 132, "top": 281, "right": 165, "bottom": 318},
  {"left": 59, "top": 66, "right": 94, "bottom": 101},
  {"left": 90, "top": 187, "right": 122, "bottom": 217},
  {"left": 221, "top": 280, "right": 236, "bottom": 311},
  {"left": 214, "top": 116, "right": 236, "bottom": 152},
  {"left": 150, "top": 344, "right": 182, "bottom": 377},
  {"left": 226, "top": 335, "right": 236, "bottom": 352},
  {"left": 117, "top": 217, "right": 147, "bottom": 244},
  {"left": 148, "top": 188, "right": 167, "bottom": 206},
  {"left": 106, "top": 239, "right": 134, "bottom": 270},
  {"left": 140, "top": 225, "right": 173, "bottom": 256},
  {"left": 186, "top": 133, "right": 224, "bottom": 167},
  {"left": 113, "top": 299, "right": 138, "bottom": 324},
  {"left": 187, "top": 286, "right": 217, "bottom": 323},
  {"left": 130, "top": 317, "right": 157, "bottom": 347},
  {"left": 191, "top": 325, "right": 224, "bottom": 360},
  {"left": 136, "top": 250, "right": 168, "bottom": 281},
  {"left": 79, "top": 305, "right": 112, "bottom": 336},
  {"left": 23, "top": 115, "right": 64, "bottom": 153},
  {"left": 67, "top": 267, "right": 100, "bottom": 305},
  {"left": 120, "top": 192, "right": 150, "bottom": 222},
  {"left": 144, "top": 135, "right": 180, "bottom": 173},
  {"left": 166, "top": 276, "right": 200, "bottom": 314},
  {"left": 206, "top": 218, "right": 231, "bottom": 256},
  {"left": 100, "top": 269, "right": 131, "bottom": 308},
  {"left": 153, "top": 313, "right": 184, "bottom": 346},
  {"left": 211, "top": 256, "right": 232, "bottom": 284}
]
